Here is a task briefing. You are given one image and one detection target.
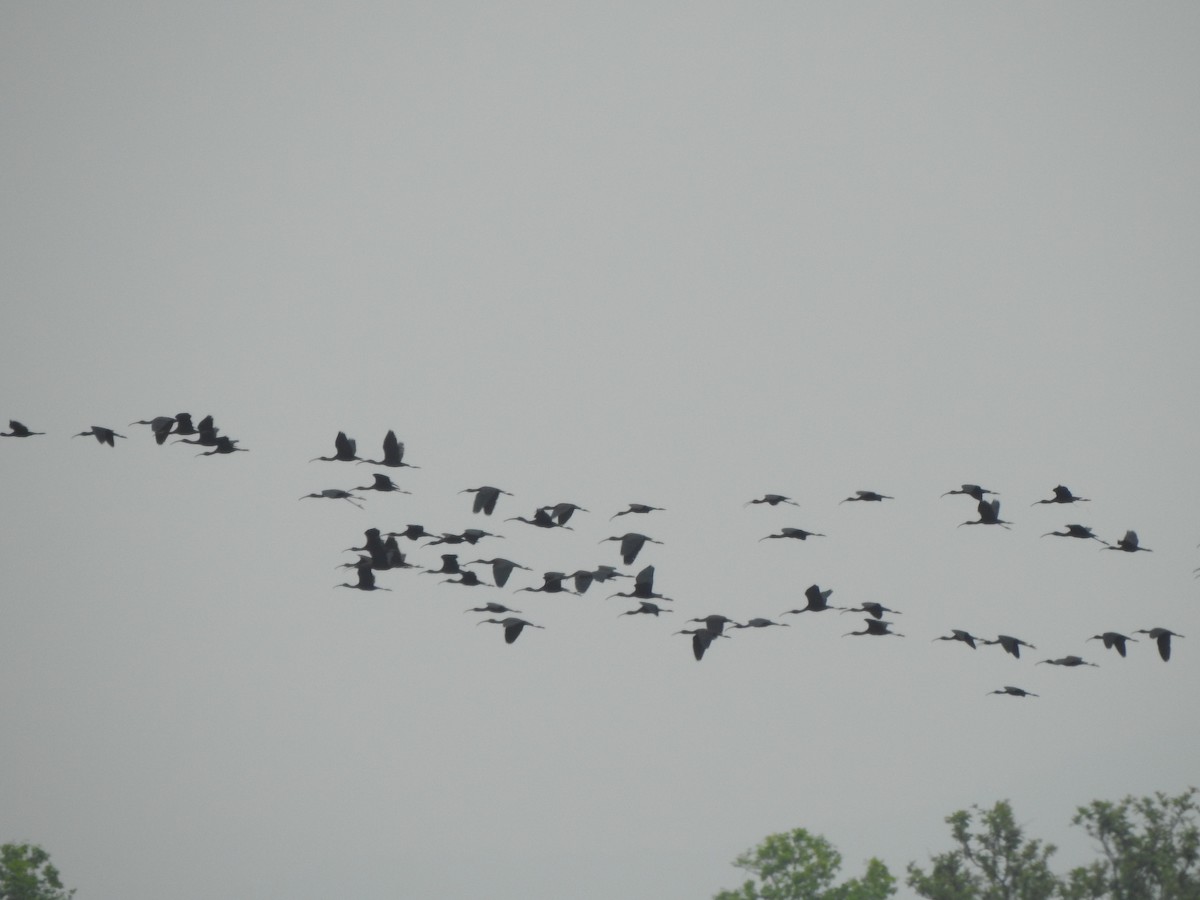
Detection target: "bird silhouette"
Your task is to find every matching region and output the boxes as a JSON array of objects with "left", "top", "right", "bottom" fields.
[
  {"left": 196, "top": 436, "right": 248, "bottom": 456},
  {"left": 599, "top": 532, "right": 662, "bottom": 565},
  {"left": 1042, "top": 524, "right": 1108, "bottom": 544},
  {"left": 335, "top": 567, "right": 391, "bottom": 592},
  {"left": 477, "top": 617, "right": 543, "bottom": 644},
  {"left": 619, "top": 601, "right": 672, "bottom": 618},
  {"left": 941, "top": 484, "right": 999, "bottom": 500},
  {"left": 1038, "top": 656, "right": 1099, "bottom": 667},
  {"left": 981, "top": 635, "right": 1036, "bottom": 658},
  {"left": 733, "top": 618, "right": 790, "bottom": 630},
  {"left": 674, "top": 627, "right": 729, "bottom": 661},
  {"left": 506, "top": 507, "right": 571, "bottom": 529},
  {"left": 129, "top": 416, "right": 175, "bottom": 444},
  {"left": 173, "top": 425, "right": 220, "bottom": 447},
  {"left": 386, "top": 524, "right": 438, "bottom": 542},
  {"left": 841, "top": 602, "right": 902, "bottom": 620},
  {"left": 74, "top": 426, "right": 126, "bottom": 446},
  {"left": 933, "top": 629, "right": 981, "bottom": 649},
  {"left": 759, "top": 527, "right": 825, "bottom": 542},
  {"left": 441, "top": 571, "right": 488, "bottom": 587},
  {"left": 611, "top": 503, "right": 665, "bottom": 519},
  {"left": 1105, "top": 531, "right": 1152, "bottom": 553},
  {"left": 425, "top": 528, "right": 501, "bottom": 547},
  {"left": 988, "top": 686, "right": 1038, "bottom": 698},
  {"left": 1133, "top": 628, "right": 1183, "bottom": 662},
  {"left": 422, "top": 554, "right": 463, "bottom": 576},
  {"left": 357, "top": 430, "right": 419, "bottom": 468},
  {"left": 608, "top": 565, "right": 673, "bottom": 603},
  {"left": 352, "top": 473, "right": 411, "bottom": 494},
  {"left": 959, "top": 499, "right": 1011, "bottom": 529},
  {"left": 517, "top": 572, "right": 578, "bottom": 595},
  {"left": 461, "top": 486, "right": 512, "bottom": 515},
  {"left": 311, "top": 431, "right": 360, "bottom": 463},
  {"left": 590, "top": 565, "right": 628, "bottom": 583},
  {"left": 299, "top": 489, "right": 364, "bottom": 509},
  {"left": 687, "top": 614, "right": 741, "bottom": 635},
  {"left": 2, "top": 420, "right": 44, "bottom": 437},
  {"left": 781, "top": 584, "right": 843, "bottom": 615},
  {"left": 844, "top": 619, "right": 902, "bottom": 637},
  {"left": 840, "top": 490, "right": 893, "bottom": 504},
  {"left": 1088, "top": 632, "right": 1137, "bottom": 658},
  {"left": 169, "top": 413, "right": 198, "bottom": 436},
  {"left": 745, "top": 494, "right": 799, "bottom": 507},
  {"left": 464, "top": 602, "right": 522, "bottom": 615},
  {"left": 1032, "top": 485, "right": 1090, "bottom": 505},
  {"left": 540, "top": 502, "right": 588, "bottom": 525},
  {"left": 465, "top": 558, "right": 531, "bottom": 588}
]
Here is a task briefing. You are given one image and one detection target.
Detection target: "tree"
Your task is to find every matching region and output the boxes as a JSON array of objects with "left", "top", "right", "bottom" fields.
[
  {"left": 714, "top": 827, "right": 896, "bottom": 900},
  {"left": 0, "top": 843, "right": 75, "bottom": 900},
  {"left": 906, "top": 800, "right": 1061, "bottom": 900},
  {"left": 1061, "top": 787, "right": 1199, "bottom": 900}
]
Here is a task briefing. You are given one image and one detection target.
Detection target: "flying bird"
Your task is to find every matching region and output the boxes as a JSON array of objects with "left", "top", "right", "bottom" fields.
[
  {"left": 1105, "top": 531, "right": 1152, "bottom": 553},
  {"left": 1088, "top": 632, "right": 1137, "bottom": 658},
  {"left": 844, "top": 619, "right": 902, "bottom": 637},
  {"left": 759, "top": 527, "right": 825, "bottom": 542},
  {"left": 352, "top": 473, "right": 411, "bottom": 494},
  {"left": 464, "top": 602, "right": 522, "bottom": 615},
  {"left": 1038, "top": 656, "right": 1099, "bottom": 667},
  {"left": 611, "top": 503, "right": 665, "bottom": 519},
  {"left": 1042, "top": 524, "right": 1108, "bottom": 544},
  {"left": 941, "top": 484, "right": 999, "bottom": 500},
  {"left": 196, "top": 436, "right": 248, "bottom": 456},
  {"left": 840, "top": 490, "right": 893, "bottom": 504},
  {"left": 422, "top": 554, "right": 464, "bottom": 576},
  {"left": 357, "top": 430, "right": 419, "bottom": 468},
  {"left": 477, "top": 617, "right": 543, "bottom": 644},
  {"left": 426, "top": 529, "right": 501, "bottom": 547},
  {"left": 74, "top": 426, "right": 126, "bottom": 446},
  {"left": 335, "top": 567, "right": 391, "bottom": 592},
  {"left": 299, "top": 489, "right": 364, "bottom": 509},
  {"left": 687, "top": 615, "right": 741, "bottom": 635},
  {"left": 781, "top": 584, "right": 842, "bottom": 615},
  {"left": 386, "top": 524, "right": 438, "bottom": 542},
  {"left": 988, "top": 686, "right": 1038, "bottom": 698},
  {"left": 1133, "top": 628, "right": 1183, "bottom": 662},
  {"left": 981, "top": 635, "right": 1036, "bottom": 658},
  {"left": 607, "top": 565, "right": 672, "bottom": 603},
  {"left": 1032, "top": 485, "right": 1090, "bottom": 505},
  {"left": 745, "top": 494, "right": 799, "bottom": 507},
  {"left": 674, "top": 627, "right": 729, "bottom": 661},
  {"left": 959, "top": 499, "right": 1011, "bottom": 529},
  {"left": 619, "top": 601, "right": 672, "bottom": 618},
  {"left": 506, "top": 507, "right": 571, "bottom": 529},
  {"left": 461, "top": 486, "right": 512, "bottom": 515},
  {"left": 129, "top": 416, "right": 175, "bottom": 444},
  {"left": 441, "top": 571, "right": 488, "bottom": 587},
  {"left": 464, "top": 558, "right": 531, "bottom": 588},
  {"left": 732, "top": 618, "right": 790, "bottom": 630},
  {"left": 933, "top": 629, "right": 981, "bottom": 649},
  {"left": 2, "top": 420, "right": 44, "bottom": 437},
  {"left": 517, "top": 572, "right": 578, "bottom": 595},
  {"left": 841, "top": 602, "right": 902, "bottom": 620},
  {"left": 311, "top": 431, "right": 360, "bottom": 462},
  {"left": 599, "top": 532, "right": 662, "bottom": 565},
  {"left": 540, "top": 502, "right": 588, "bottom": 525}
]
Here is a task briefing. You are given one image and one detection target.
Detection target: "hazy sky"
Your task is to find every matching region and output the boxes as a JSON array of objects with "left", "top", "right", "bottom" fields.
[{"left": 2, "top": 4, "right": 1198, "bottom": 899}]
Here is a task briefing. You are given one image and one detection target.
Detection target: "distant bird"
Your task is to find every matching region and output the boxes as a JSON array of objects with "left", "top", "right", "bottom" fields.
[
  {"left": 299, "top": 489, "right": 364, "bottom": 509},
  {"left": 599, "top": 532, "right": 662, "bottom": 565},
  {"left": 506, "top": 507, "right": 571, "bottom": 529},
  {"left": 608, "top": 565, "right": 672, "bottom": 603},
  {"left": 1105, "top": 531, "right": 1152, "bottom": 553},
  {"left": 196, "top": 436, "right": 248, "bottom": 456},
  {"left": 311, "top": 431, "right": 360, "bottom": 463},
  {"left": 387, "top": 524, "right": 438, "bottom": 542},
  {"left": 988, "top": 686, "right": 1038, "bottom": 698},
  {"left": 129, "top": 416, "right": 175, "bottom": 444},
  {"left": 1038, "top": 656, "right": 1099, "bottom": 667},
  {"left": 540, "top": 502, "right": 588, "bottom": 525},
  {"left": 461, "top": 486, "right": 512, "bottom": 515},
  {"left": 841, "top": 602, "right": 902, "bottom": 620},
  {"left": 781, "top": 584, "right": 843, "bottom": 615},
  {"left": 611, "top": 503, "right": 665, "bottom": 519},
  {"left": 759, "top": 527, "right": 825, "bottom": 542},
  {"left": 1088, "top": 632, "right": 1137, "bottom": 658},
  {"left": 933, "top": 629, "right": 981, "bottom": 649},
  {"left": 517, "top": 572, "right": 578, "bottom": 595},
  {"left": 590, "top": 565, "right": 628, "bottom": 583},
  {"left": 169, "top": 413, "right": 198, "bottom": 436},
  {"left": 734, "top": 618, "right": 790, "bottom": 630},
  {"left": 843, "top": 619, "right": 902, "bottom": 637},
  {"left": 378, "top": 537, "right": 413, "bottom": 570},
  {"left": 74, "top": 426, "right": 126, "bottom": 446},
  {"left": 687, "top": 614, "right": 741, "bottom": 635},
  {"left": 674, "top": 627, "right": 729, "bottom": 661},
  {"left": 959, "top": 499, "right": 1011, "bottom": 529},
  {"left": 566, "top": 570, "right": 598, "bottom": 594},
  {"left": 352, "top": 473, "right": 411, "bottom": 494},
  {"left": 357, "top": 430, "right": 418, "bottom": 468},
  {"left": 346, "top": 528, "right": 385, "bottom": 555},
  {"left": 465, "top": 558, "right": 531, "bottom": 588},
  {"left": 1032, "top": 485, "right": 1090, "bottom": 505},
  {"left": 1042, "top": 524, "right": 1108, "bottom": 544},
  {"left": 982, "top": 635, "right": 1036, "bottom": 659},
  {"left": 745, "top": 494, "right": 799, "bottom": 508},
  {"left": 335, "top": 567, "right": 391, "bottom": 592},
  {"left": 423, "top": 554, "right": 463, "bottom": 576},
  {"left": 464, "top": 602, "right": 522, "bottom": 615},
  {"left": 620, "top": 601, "right": 672, "bottom": 618},
  {"left": 1133, "top": 628, "right": 1183, "bottom": 662},
  {"left": 2, "top": 420, "right": 44, "bottom": 438},
  {"left": 426, "top": 529, "right": 501, "bottom": 547},
  {"left": 840, "top": 490, "right": 893, "bottom": 504},
  {"left": 941, "top": 484, "right": 999, "bottom": 501},
  {"left": 441, "top": 571, "right": 488, "bottom": 587},
  {"left": 477, "top": 617, "right": 543, "bottom": 644},
  {"left": 173, "top": 425, "right": 219, "bottom": 447}
]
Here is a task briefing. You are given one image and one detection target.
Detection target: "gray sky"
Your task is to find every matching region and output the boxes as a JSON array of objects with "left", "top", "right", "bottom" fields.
[{"left": 2, "top": 3, "right": 1198, "bottom": 898}]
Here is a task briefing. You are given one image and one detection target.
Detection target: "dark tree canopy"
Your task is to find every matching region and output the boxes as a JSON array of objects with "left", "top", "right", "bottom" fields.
[{"left": 0, "top": 843, "right": 75, "bottom": 900}]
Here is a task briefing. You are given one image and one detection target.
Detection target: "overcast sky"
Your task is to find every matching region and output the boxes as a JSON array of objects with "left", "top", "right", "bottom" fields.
[{"left": 2, "top": 4, "right": 1198, "bottom": 899}]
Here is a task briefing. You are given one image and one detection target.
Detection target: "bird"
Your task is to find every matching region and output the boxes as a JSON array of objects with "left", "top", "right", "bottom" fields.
[
  {"left": 959, "top": 499, "right": 1011, "bottom": 529},
  {"left": 933, "top": 629, "right": 981, "bottom": 649},
  {"left": 745, "top": 494, "right": 799, "bottom": 507},
  {"left": 2, "top": 420, "right": 44, "bottom": 437},
  {"left": 461, "top": 486, "right": 512, "bottom": 515},
  {"left": 465, "top": 558, "right": 531, "bottom": 588},
  {"left": 590, "top": 565, "right": 628, "bottom": 583},
  {"left": 477, "top": 617, "right": 543, "bottom": 644},
  {"left": 129, "top": 416, "right": 175, "bottom": 444},
  {"left": 377, "top": 537, "right": 414, "bottom": 570},
  {"left": 611, "top": 503, "right": 665, "bottom": 519},
  {"left": 619, "top": 601, "right": 672, "bottom": 618},
  {"left": 74, "top": 426, "right": 126, "bottom": 446},
  {"left": 1032, "top": 485, "right": 1090, "bottom": 505},
  {"left": 516, "top": 572, "right": 578, "bottom": 595},
  {"left": 441, "top": 571, "right": 488, "bottom": 587},
  {"left": 422, "top": 554, "right": 464, "bottom": 576},
  {"left": 352, "top": 473, "right": 411, "bottom": 494},
  {"left": 607, "top": 565, "right": 672, "bottom": 603},
  {"left": 941, "top": 484, "right": 999, "bottom": 500},
  {"left": 1088, "top": 632, "right": 1137, "bottom": 658},
  {"left": 310, "top": 431, "right": 360, "bottom": 463},
  {"left": 733, "top": 618, "right": 791, "bottom": 630},
  {"left": 674, "top": 628, "right": 729, "bottom": 661},
  {"left": 759, "top": 527, "right": 825, "bottom": 542},
  {"left": 599, "top": 532, "right": 662, "bottom": 565},
  {"left": 981, "top": 635, "right": 1036, "bottom": 659},
  {"left": 781, "top": 584, "right": 842, "bottom": 615},
  {"left": 1105, "top": 531, "right": 1152, "bottom": 553},
  {"left": 1038, "top": 656, "right": 1099, "bottom": 667},
  {"left": 687, "top": 615, "right": 741, "bottom": 635},
  {"left": 540, "top": 502, "right": 588, "bottom": 525},
  {"left": 196, "top": 436, "right": 248, "bottom": 456},
  {"left": 346, "top": 528, "right": 385, "bottom": 555},
  {"left": 169, "top": 413, "right": 198, "bottom": 436},
  {"left": 464, "top": 602, "right": 522, "bottom": 615},
  {"left": 299, "top": 489, "right": 364, "bottom": 509},
  {"left": 988, "top": 686, "right": 1038, "bottom": 698},
  {"left": 357, "top": 430, "right": 419, "bottom": 468},
  {"left": 844, "top": 619, "right": 903, "bottom": 637},
  {"left": 173, "top": 425, "right": 220, "bottom": 447},
  {"left": 841, "top": 602, "right": 902, "bottom": 620},
  {"left": 840, "top": 490, "right": 893, "bottom": 504},
  {"left": 506, "top": 507, "right": 571, "bottom": 529},
  {"left": 1042, "top": 524, "right": 1108, "bottom": 544},
  {"left": 426, "top": 528, "right": 501, "bottom": 547},
  {"left": 386, "top": 524, "right": 438, "bottom": 542},
  {"left": 335, "top": 567, "right": 391, "bottom": 592},
  {"left": 1133, "top": 628, "right": 1183, "bottom": 662}
]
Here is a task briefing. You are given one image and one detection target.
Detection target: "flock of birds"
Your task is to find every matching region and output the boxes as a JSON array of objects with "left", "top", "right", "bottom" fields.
[{"left": 4, "top": 416, "right": 1192, "bottom": 699}]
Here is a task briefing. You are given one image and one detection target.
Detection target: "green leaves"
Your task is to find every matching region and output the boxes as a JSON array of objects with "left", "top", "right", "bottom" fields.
[
  {"left": 0, "top": 843, "right": 75, "bottom": 900},
  {"left": 713, "top": 828, "right": 896, "bottom": 900}
]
